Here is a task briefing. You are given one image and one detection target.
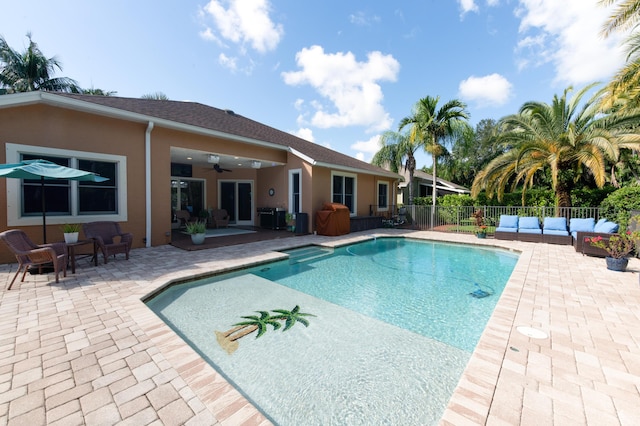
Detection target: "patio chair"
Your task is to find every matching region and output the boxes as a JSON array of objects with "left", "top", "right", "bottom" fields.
[
  {"left": 175, "top": 210, "right": 196, "bottom": 227},
  {"left": 210, "top": 209, "right": 230, "bottom": 228},
  {"left": 82, "top": 221, "right": 133, "bottom": 264},
  {"left": 0, "top": 229, "right": 67, "bottom": 290},
  {"left": 542, "top": 217, "right": 572, "bottom": 245},
  {"left": 494, "top": 215, "right": 519, "bottom": 240},
  {"left": 517, "top": 217, "right": 542, "bottom": 242}
]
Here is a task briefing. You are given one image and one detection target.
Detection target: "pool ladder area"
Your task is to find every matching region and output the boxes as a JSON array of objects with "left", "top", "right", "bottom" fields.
[{"left": 285, "top": 246, "right": 334, "bottom": 264}]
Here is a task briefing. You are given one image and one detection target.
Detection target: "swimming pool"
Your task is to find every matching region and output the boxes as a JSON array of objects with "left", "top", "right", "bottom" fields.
[{"left": 146, "top": 238, "right": 518, "bottom": 425}]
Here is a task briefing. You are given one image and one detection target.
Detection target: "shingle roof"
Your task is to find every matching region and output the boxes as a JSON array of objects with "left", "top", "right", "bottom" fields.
[{"left": 51, "top": 93, "right": 397, "bottom": 177}]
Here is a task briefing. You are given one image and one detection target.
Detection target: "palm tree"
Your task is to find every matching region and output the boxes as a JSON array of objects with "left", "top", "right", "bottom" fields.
[
  {"left": 215, "top": 305, "right": 315, "bottom": 354},
  {"left": 141, "top": 91, "right": 169, "bottom": 100},
  {"left": 599, "top": 0, "right": 640, "bottom": 37},
  {"left": 372, "top": 130, "right": 420, "bottom": 205},
  {"left": 73, "top": 87, "right": 117, "bottom": 96},
  {"left": 227, "top": 311, "right": 282, "bottom": 341},
  {"left": 0, "top": 33, "right": 78, "bottom": 93},
  {"left": 598, "top": 1, "right": 640, "bottom": 109},
  {"left": 398, "top": 96, "right": 470, "bottom": 223},
  {"left": 471, "top": 84, "right": 640, "bottom": 207},
  {"left": 270, "top": 305, "right": 315, "bottom": 330}
]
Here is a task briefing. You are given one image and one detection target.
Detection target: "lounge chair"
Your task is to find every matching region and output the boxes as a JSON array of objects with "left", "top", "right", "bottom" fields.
[
  {"left": 495, "top": 215, "right": 519, "bottom": 240},
  {"left": 517, "top": 217, "right": 542, "bottom": 242},
  {"left": 82, "top": 221, "right": 133, "bottom": 264},
  {"left": 542, "top": 217, "right": 572, "bottom": 244},
  {"left": 0, "top": 229, "right": 67, "bottom": 290}
]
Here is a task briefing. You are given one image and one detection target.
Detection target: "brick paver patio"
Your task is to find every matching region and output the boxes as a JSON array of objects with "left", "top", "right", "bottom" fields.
[{"left": 1, "top": 230, "right": 639, "bottom": 425}]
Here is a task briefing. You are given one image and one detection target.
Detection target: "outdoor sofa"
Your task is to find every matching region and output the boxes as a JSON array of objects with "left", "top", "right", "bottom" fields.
[
  {"left": 542, "top": 217, "right": 572, "bottom": 245},
  {"left": 494, "top": 214, "right": 620, "bottom": 251},
  {"left": 571, "top": 218, "right": 619, "bottom": 256}
]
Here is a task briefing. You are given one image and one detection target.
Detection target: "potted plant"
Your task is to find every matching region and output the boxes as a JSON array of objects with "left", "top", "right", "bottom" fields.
[
  {"left": 475, "top": 225, "right": 488, "bottom": 239},
  {"left": 185, "top": 220, "right": 207, "bottom": 245},
  {"left": 471, "top": 209, "right": 487, "bottom": 238},
  {"left": 61, "top": 223, "right": 81, "bottom": 244},
  {"left": 285, "top": 213, "right": 296, "bottom": 232},
  {"left": 197, "top": 209, "right": 211, "bottom": 228},
  {"left": 586, "top": 231, "right": 639, "bottom": 271}
]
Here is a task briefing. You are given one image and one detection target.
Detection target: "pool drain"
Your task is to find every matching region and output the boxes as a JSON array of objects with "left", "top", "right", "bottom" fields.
[{"left": 469, "top": 283, "right": 492, "bottom": 298}]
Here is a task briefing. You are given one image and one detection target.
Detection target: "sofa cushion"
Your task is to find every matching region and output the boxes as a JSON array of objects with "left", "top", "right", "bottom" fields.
[
  {"left": 569, "top": 218, "right": 595, "bottom": 232},
  {"left": 594, "top": 220, "right": 619, "bottom": 234},
  {"left": 498, "top": 215, "right": 519, "bottom": 229},
  {"left": 595, "top": 218, "right": 607, "bottom": 229},
  {"left": 543, "top": 217, "right": 568, "bottom": 234},
  {"left": 570, "top": 218, "right": 595, "bottom": 239},
  {"left": 518, "top": 217, "right": 542, "bottom": 234}
]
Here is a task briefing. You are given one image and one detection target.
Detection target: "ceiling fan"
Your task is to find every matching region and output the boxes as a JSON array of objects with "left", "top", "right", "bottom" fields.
[{"left": 210, "top": 163, "right": 232, "bottom": 173}]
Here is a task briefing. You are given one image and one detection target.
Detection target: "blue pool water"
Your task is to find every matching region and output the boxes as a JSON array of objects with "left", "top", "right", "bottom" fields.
[{"left": 147, "top": 238, "right": 518, "bottom": 425}]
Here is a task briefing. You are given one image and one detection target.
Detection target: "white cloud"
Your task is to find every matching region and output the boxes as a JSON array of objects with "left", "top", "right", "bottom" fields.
[
  {"left": 292, "top": 127, "right": 315, "bottom": 142},
  {"left": 351, "top": 134, "right": 381, "bottom": 163},
  {"left": 349, "top": 11, "right": 381, "bottom": 26},
  {"left": 218, "top": 53, "right": 237, "bottom": 71},
  {"left": 458, "top": 74, "right": 513, "bottom": 107},
  {"left": 218, "top": 53, "right": 255, "bottom": 75},
  {"left": 281, "top": 45, "right": 400, "bottom": 132},
  {"left": 458, "top": 0, "right": 479, "bottom": 16},
  {"left": 515, "top": 0, "right": 626, "bottom": 85},
  {"left": 201, "top": 0, "right": 283, "bottom": 54}
]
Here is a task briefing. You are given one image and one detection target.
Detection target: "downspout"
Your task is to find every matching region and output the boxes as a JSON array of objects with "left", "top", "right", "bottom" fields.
[{"left": 145, "top": 121, "right": 154, "bottom": 247}]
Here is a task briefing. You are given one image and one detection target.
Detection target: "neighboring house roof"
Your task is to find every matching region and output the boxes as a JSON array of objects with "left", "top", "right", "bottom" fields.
[
  {"left": 0, "top": 91, "right": 398, "bottom": 178},
  {"left": 398, "top": 169, "right": 470, "bottom": 194}
]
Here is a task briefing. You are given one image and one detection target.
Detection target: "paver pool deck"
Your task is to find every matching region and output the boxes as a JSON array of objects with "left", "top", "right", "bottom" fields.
[{"left": 0, "top": 230, "right": 639, "bottom": 425}]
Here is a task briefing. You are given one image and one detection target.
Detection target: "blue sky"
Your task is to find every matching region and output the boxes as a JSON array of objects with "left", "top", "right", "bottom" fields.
[{"left": 1, "top": 0, "right": 628, "bottom": 168}]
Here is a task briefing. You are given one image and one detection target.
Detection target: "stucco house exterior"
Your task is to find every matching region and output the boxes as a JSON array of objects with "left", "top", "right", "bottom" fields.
[{"left": 0, "top": 91, "right": 399, "bottom": 263}]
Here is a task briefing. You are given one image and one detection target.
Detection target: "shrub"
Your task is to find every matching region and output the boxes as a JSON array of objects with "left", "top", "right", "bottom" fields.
[{"left": 599, "top": 186, "right": 640, "bottom": 229}]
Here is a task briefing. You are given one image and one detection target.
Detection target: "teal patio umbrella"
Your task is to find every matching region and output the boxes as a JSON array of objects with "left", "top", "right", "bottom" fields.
[{"left": 0, "top": 159, "right": 109, "bottom": 243}]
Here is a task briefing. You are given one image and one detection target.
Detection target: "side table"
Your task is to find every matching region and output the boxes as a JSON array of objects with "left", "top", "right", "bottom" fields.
[{"left": 66, "top": 240, "right": 97, "bottom": 273}]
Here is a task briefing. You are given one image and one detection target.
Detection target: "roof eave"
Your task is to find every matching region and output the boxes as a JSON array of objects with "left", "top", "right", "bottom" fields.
[
  {"left": 4, "top": 92, "right": 290, "bottom": 153},
  {"left": 313, "top": 161, "right": 400, "bottom": 179}
]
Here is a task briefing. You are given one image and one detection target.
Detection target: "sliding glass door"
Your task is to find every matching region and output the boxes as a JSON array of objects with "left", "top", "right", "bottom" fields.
[{"left": 220, "top": 180, "right": 254, "bottom": 225}]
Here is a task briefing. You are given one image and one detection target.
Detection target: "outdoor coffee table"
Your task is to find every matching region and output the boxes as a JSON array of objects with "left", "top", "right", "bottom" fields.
[{"left": 66, "top": 240, "right": 97, "bottom": 273}]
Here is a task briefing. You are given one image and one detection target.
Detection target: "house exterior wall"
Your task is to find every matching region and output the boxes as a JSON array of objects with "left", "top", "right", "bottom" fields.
[
  {"left": 0, "top": 104, "right": 147, "bottom": 263},
  {"left": 0, "top": 99, "right": 398, "bottom": 263}
]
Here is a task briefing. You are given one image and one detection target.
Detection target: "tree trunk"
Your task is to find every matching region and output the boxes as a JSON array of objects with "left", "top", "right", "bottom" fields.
[
  {"left": 431, "top": 152, "right": 437, "bottom": 228},
  {"left": 229, "top": 325, "right": 258, "bottom": 341},
  {"left": 555, "top": 179, "right": 573, "bottom": 209},
  {"left": 406, "top": 155, "right": 416, "bottom": 205}
]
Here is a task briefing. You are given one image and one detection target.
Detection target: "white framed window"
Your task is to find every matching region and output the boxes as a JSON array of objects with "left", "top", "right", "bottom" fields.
[
  {"left": 288, "top": 168, "right": 301, "bottom": 214},
  {"left": 331, "top": 171, "right": 356, "bottom": 215},
  {"left": 6, "top": 143, "right": 128, "bottom": 226},
  {"left": 377, "top": 181, "right": 389, "bottom": 212}
]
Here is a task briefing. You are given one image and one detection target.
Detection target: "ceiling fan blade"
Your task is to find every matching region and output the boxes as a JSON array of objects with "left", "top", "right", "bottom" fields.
[{"left": 212, "top": 164, "right": 231, "bottom": 173}]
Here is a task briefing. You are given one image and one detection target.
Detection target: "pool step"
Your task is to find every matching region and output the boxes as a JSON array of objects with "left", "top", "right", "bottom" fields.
[{"left": 285, "top": 246, "right": 334, "bottom": 264}]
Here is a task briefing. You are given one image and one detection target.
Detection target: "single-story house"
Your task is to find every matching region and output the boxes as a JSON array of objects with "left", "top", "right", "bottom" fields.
[
  {"left": 397, "top": 169, "right": 469, "bottom": 204},
  {"left": 0, "top": 91, "right": 400, "bottom": 263}
]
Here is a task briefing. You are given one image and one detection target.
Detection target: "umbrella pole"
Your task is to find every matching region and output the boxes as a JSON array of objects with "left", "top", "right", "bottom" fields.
[{"left": 41, "top": 176, "right": 47, "bottom": 244}]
